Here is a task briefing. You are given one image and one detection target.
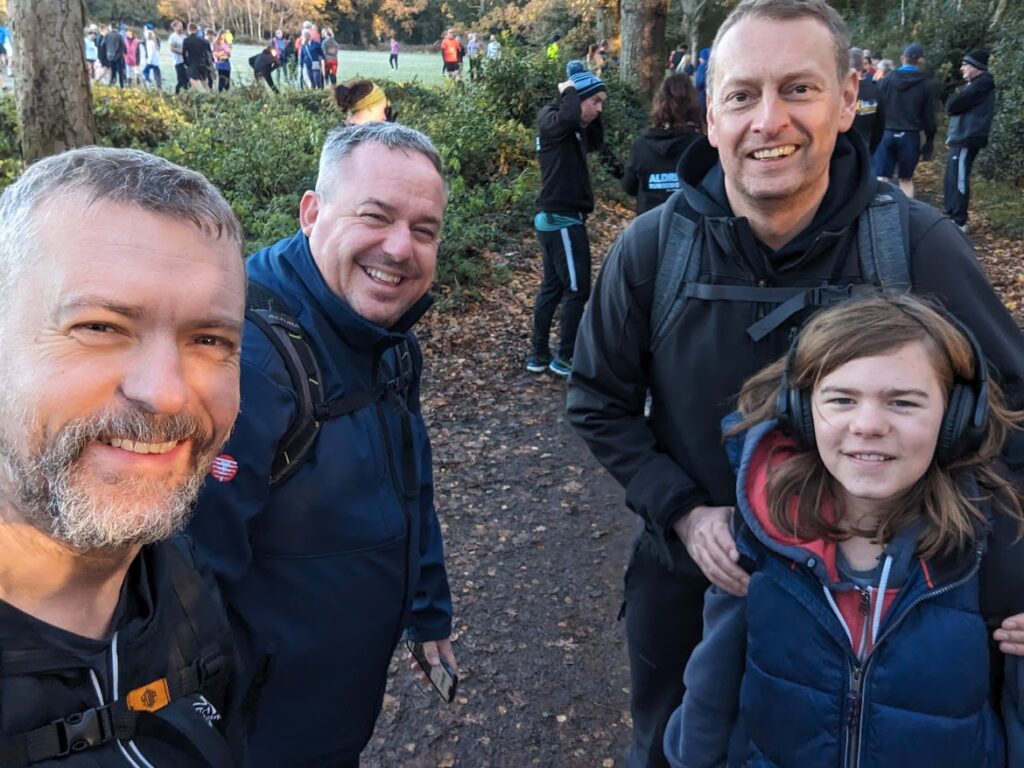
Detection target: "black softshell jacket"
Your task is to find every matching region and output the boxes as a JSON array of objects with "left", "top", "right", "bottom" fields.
[
  {"left": 622, "top": 127, "right": 702, "bottom": 215},
  {"left": 567, "top": 133, "right": 1024, "bottom": 574},
  {"left": 946, "top": 71, "right": 996, "bottom": 148},
  {"left": 535, "top": 87, "right": 603, "bottom": 215}
]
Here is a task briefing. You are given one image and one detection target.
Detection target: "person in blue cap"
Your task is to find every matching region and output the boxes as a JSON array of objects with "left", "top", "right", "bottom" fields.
[
  {"left": 872, "top": 42, "right": 937, "bottom": 198},
  {"left": 526, "top": 62, "right": 607, "bottom": 377}
]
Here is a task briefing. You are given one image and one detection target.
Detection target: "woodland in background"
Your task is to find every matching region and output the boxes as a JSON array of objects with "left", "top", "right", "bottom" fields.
[{"left": 1, "top": 0, "right": 1022, "bottom": 210}]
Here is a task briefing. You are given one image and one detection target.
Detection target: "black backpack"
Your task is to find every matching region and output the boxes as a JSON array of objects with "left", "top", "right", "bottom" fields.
[
  {"left": 649, "top": 183, "right": 912, "bottom": 352},
  {"left": 0, "top": 539, "right": 236, "bottom": 766},
  {"left": 245, "top": 281, "right": 416, "bottom": 488}
]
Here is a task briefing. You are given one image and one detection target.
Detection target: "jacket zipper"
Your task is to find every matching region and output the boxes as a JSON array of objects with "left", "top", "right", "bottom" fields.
[
  {"left": 375, "top": 352, "right": 414, "bottom": 652},
  {"left": 842, "top": 551, "right": 982, "bottom": 768},
  {"left": 845, "top": 588, "right": 870, "bottom": 768}
]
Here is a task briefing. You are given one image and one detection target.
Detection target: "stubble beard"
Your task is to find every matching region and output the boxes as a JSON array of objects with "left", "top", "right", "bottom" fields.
[{"left": 0, "top": 402, "right": 221, "bottom": 551}]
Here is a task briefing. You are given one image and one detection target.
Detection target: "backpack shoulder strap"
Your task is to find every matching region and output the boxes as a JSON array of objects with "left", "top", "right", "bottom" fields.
[
  {"left": 650, "top": 193, "right": 705, "bottom": 353},
  {"left": 246, "top": 282, "right": 418, "bottom": 486},
  {"left": 856, "top": 184, "right": 911, "bottom": 292},
  {"left": 245, "top": 280, "right": 324, "bottom": 486}
]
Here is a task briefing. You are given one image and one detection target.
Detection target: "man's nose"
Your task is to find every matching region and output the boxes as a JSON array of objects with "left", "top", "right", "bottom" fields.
[
  {"left": 382, "top": 224, "right": 414, "bottom": 260},
  {"left": 751, "top": 93, "right": 789, "bottom": 136},
  {"left": 119, "top": 338, "right": 190, "bottom": 415}
]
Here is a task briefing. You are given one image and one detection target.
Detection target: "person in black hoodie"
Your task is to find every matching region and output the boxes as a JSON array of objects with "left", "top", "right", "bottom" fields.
[
  {"left": 944, "top": 49, "right": 996, "bottom": 230},
  {"left": 566, "top": 2, "right": 1024, "bottom": 766},
  {"left": 622, "top": 73, "right": 703, "bottom": 215},
  {"left": 250, "top": 43, "right": 280, "bottom": 93},
  {"left": 0, "top": 146, "right": 246, "bottom": 766},
  {"left": 527, "top": 63, "right": 607, "bottom": 377},
  {"left": 872, "top": 42, "right": 937, "bottom": 198}
]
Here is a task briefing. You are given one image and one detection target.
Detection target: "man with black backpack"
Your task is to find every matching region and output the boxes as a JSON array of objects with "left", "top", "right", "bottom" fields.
[
  {"left": 0, "top": 147, "right": 245, "bottom": 766},
  {"left": 187, "top": 122, "right": 455, "bottom": 768},
  {"left": 567, "top": 1, "right": 1024, "bottom": 766}
]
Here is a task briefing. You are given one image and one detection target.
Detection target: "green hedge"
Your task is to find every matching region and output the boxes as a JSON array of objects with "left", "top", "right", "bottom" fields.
[
  {"left": 977, "top": 12, "right": 1024, "bottom": 187},
  {"left": 0, "top": 54, "right": 647, "bottom": 293}
]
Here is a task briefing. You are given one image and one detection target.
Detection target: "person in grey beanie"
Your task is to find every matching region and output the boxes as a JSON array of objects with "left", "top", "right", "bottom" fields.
[
  {"left": 526, "top": 63, "right": 608, "bottom": 377},
  {"left": 944, "top": 49, "right": 995, "bottom": 230}
]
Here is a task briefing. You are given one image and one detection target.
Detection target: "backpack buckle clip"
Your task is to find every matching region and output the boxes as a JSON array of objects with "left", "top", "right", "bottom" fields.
[
  {"left": 808, "top": 284, "right": 855, "bottom": 307},
  {"left": 54, "top": 706, "right": 109, "bottom": 756}
]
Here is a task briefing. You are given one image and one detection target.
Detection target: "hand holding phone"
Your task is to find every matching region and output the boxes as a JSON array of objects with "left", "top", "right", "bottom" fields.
[{"left": 406, "top": 640, "right": 458, "bottom": 703}]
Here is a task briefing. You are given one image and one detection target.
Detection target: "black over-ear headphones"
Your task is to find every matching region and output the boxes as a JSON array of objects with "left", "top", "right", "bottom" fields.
[{"left": 775, "top": 304, "right": 990, "bottom": 466}]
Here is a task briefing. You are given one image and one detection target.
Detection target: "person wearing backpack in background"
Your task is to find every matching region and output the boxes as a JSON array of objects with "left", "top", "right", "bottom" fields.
[
  {"left": 566, "top": 1, "right": 1024, "bottom": 766},
  {"left": 300, "top": 28, "right": 324, "bottom": 89},
  {"left": 187, "top": 123, "right": 455, "bottom": 768},
  {"left": 664, "top": 295, "right": 1024, "bottom": 768}
]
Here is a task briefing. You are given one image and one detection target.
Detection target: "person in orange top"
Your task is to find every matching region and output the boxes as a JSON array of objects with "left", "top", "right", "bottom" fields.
[{"left": 441, "top": 28, "right": 461, "bottom": 80}]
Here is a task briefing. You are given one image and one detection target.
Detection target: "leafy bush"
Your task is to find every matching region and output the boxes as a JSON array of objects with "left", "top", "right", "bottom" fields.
[
  {"left": 0, "top": 58, "right": 645, "bottom": 294},
  {"left": 977, "top": 12, "right": 1024, "bottom": 187},
  {"left": 0, "top": 95, "right": 20, "bottom": 187},
  {"left": 91, "top": 85, "right": 188, "bottom": 148}
]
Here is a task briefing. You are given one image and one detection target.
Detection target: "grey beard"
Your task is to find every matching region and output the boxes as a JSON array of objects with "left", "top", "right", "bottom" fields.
[{"left": 0, "top": 407, "right": 219, "bottom": 550}]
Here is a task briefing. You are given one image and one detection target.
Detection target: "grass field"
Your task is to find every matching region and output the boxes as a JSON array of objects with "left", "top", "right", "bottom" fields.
[{"left": 147, "top": 43, "right": 448, "bottom": 90}]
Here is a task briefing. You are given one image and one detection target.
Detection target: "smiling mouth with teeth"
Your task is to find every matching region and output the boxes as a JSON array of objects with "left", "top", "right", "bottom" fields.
[
  {"left": 365, "top": 267, "right": 403, "bottom": 285},
  {"left": 751, "top": 145, "right": 798, "bottom": 160},
  {"left": 844, "top": 452, "right": 894, "bottom": 462},
  {"left": 103, "top": 437, "right": 180, "bottom": 455}
]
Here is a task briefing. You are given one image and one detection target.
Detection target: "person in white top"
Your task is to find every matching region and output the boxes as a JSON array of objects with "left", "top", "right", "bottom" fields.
[
  {"left": 167, "top": 20, "right": 187, "bottom": 93},
  {"left": 143, "top": 28, "right": 162, "bottom": 89}
]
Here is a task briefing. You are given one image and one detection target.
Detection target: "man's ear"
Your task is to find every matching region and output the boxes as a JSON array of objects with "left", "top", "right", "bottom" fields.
[
  {"left": 706, "top": 99, "right": 718, "bottom": 148},
  {"left": 298, "top": 190, "right": 320, "bottom": 237},
  {"left": 837, "top": 69, "right": 859, "bottom": 132}
]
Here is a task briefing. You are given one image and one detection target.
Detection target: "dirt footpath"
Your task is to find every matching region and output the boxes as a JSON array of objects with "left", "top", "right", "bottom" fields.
[{"left": 362, "top": 199, "right": 637, "bottom": 768}]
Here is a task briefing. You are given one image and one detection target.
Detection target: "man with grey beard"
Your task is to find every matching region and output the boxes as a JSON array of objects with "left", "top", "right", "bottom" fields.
[{"left": 0, "top": 147, "right": 247, "bottom": 766}]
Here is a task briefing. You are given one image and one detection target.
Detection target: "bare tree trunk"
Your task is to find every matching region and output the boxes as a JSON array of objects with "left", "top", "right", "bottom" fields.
[
  {"left": 10, "top": 0, "right": 95, "bottom": 164},
  {"left": 991, "top": 0, "right": 1008, "bottom": 26},
  {"left": 620, "top": 0, "right": 668, "bottom": 97},
  {"left": 679, "top": 0, "right": 706, "bottom": 63}
]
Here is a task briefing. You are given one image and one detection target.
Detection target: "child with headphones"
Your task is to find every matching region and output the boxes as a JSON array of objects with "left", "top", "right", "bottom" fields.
[{"left": 663, "top": 294, "right": 1024, "bottom": 768}]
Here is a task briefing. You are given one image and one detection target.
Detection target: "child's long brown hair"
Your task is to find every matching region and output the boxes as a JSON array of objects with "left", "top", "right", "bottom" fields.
[{"left": 731, "top": 295, "right": 1024, "bottom": 560}]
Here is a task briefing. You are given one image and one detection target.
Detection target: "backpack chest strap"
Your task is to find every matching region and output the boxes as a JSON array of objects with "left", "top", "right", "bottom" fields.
[{"left": 0, "top": 658, "right": 215, "bottom": 766}]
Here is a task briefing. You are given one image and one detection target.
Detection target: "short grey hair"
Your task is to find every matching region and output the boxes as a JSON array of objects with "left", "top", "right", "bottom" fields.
[
  {"left": 0, "top": 146, "right": 243, "bottom": 299},
  {"left": 315, "top": 122, "right": 447, "bottom": 198},
  {"left": 707, "top": 0, "right": 851, "bottom": 100},
  {"left": 877, "top": 58, "right": 894, "bottom": 75},
  {"left": 849, "top": 47, "right": 864, "bottom": 72}
]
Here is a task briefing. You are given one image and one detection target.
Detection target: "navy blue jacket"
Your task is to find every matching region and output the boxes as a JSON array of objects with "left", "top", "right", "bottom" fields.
[
  {"left": 664, "top": 420, "right": 1024, "bottom": 768},
  {"left": 187, "top": 231, "right": 452, "bottom": 767},
  {"left": 947, "top": 70, "right": 996, "bottom": 148}
]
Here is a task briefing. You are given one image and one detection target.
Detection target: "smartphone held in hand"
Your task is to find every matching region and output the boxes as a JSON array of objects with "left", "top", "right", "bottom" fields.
[{"left": 406, "top": 641, "right": 458, "bottom": 703}]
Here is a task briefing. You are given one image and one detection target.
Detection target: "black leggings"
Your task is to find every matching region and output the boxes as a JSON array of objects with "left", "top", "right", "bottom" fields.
[
  {"left": 174, "top": 62, "right": 188, "bottom": 93},
  {"left": 256, "top": 69, "right": 278, "bottom": 93}
]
